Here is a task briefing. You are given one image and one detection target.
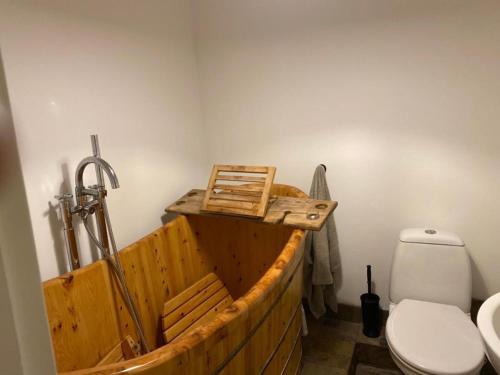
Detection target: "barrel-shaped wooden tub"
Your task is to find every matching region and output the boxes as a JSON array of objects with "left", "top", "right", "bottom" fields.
[{"left": 43, "top": 184, "right": 306, "bottom": 374}]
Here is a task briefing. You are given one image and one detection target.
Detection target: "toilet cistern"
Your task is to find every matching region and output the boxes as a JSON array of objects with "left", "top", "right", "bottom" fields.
[{"left": 386, "top": 228, "right": 484, "bottom": 375}]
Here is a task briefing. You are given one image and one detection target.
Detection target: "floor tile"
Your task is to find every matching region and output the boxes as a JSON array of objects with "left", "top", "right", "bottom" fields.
[
  {"left": 302, "top": 361, "right": 347, "bottom": 375},
  {"left": 355, "top": 364, "right": 401, "bottom": 375},
  {"left": 355, "top": 325, "right": 386, "bottom": 347},
  {"left": 303, "top": 347, "right": 353, "bottom": 370},
  {"left": 304, "top": 333, "right": 355, "bottom": 357}
]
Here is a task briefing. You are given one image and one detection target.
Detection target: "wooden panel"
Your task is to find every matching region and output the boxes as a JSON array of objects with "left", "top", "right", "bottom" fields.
[
  {"left": 43, "top": 262, "right": 122, "bottom": 372},
  {"left": 201, "top": 164, "right": 276, "bottom": 218},
  {"left": 163, "top": 273, "right": 219, "bottom": 316},
  {"left": 262, "top": 309, "right": 302, "bottom": 374},
  {"left": 96, "top": 341, "right": 124, "bottom": 367},
  {"left": 218, "top": 257, "right": 304, "bottom": 374},
  {"left": 167, "top": 189, "right": 337, "bottom": 231},
  {"left": 186, "top": 214, "right": 293, "bottom": 299},
  {"left": 115, "top": 215, "right": 213, "bottom": 349},
  {"left": 283, "top": 332, "right": 302, "bottom": 375},
  {"left": 44, "top": 215, "right": 213, "bottom": 371},
  {"left": 165, "top": 291, "right": 232, "bottom": 341},
  {"left": 162, "top": 273, "right": 234, "bottom": 343},
  {"left": 171, "top": 294, "right": 234, "bottom": 343},
  {"left": 162, "top": 280, "right": 224, "bottom": 329}
]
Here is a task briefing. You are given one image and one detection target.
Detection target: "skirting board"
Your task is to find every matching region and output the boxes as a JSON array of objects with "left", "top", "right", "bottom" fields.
[{"left": 304, "top": 299, "right": 484, "bottom": 325}]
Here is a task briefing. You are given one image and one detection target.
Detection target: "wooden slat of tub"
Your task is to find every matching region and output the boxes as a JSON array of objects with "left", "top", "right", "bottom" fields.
[
  {"left": 165, "top": 290, "right": 233, "bottom": 342},
  {"left": 216, "top": 258, "right": 304, "bottom": 374},
  {"left": 163, "top": 273, "right": 219, "bottom": 316},
  {"left": 163, "top": 279, "right": 224, "bottom": 328},
  {"left": 183, "top": 212, "right": 295, "bottom": 306},
  {"left": 171, "top": 295, "right": 234, "bottom": 343},
  {"left": 114, "top": 216, "right": 214, "bottom": 349},
  {"left": 43, "top": 262, "right": 123, "bottom": 372},
  {"left": 262, "top": 308, "right": 302, "bottom": 374},
  {"left": 283, "top": 331, "right": 302, "bottom": 375}
]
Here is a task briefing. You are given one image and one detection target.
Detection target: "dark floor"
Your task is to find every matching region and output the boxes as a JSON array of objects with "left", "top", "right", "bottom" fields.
[
  {"left": 302, "top": 311, "right": 497, "bottom": 374},
  {"left": 302, "top": 312, "right": 393, "bottom": 374}
]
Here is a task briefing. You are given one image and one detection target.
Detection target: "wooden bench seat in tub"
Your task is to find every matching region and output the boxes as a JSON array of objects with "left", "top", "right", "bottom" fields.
[{"left": 162, "top": 273, "right": 234, "bottom": 343}]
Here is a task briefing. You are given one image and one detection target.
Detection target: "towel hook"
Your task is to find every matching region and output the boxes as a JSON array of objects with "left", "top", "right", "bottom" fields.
[{"left": 320, "top": 164, "right": 327, "bottom": 172}]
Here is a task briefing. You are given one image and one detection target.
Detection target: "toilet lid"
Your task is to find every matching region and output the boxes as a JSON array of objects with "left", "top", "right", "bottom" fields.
[{"left": 386, "top": 299, "right": 484, "bottom": 375}]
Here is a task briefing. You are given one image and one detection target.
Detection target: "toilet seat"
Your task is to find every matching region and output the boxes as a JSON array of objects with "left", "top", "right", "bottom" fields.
[{"left": 386, "top": 299, "right": 484, "bottom": 375}]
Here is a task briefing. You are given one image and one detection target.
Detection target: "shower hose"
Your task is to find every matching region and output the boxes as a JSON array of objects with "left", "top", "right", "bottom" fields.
[{"left": 83, "top": 199, "right": 150, "bottom": 354}]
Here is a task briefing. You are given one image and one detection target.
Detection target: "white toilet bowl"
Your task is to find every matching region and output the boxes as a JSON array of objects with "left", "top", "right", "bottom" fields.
[
  {"left": 387, "top": 229, "right": 487, "bottom": 375},
  {"left": 386, "top": 299, "right": 484, "bottom": 375}
]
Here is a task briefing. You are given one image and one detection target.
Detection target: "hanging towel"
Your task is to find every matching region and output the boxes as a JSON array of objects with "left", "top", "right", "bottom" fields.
[{"left": 304, "top": 165, "right": 340, "bottom": 318}]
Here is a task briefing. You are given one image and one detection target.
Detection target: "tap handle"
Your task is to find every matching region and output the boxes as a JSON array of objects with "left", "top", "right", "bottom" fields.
[{"left": 55, "top": 193, "right": 73, "bottom": 201}]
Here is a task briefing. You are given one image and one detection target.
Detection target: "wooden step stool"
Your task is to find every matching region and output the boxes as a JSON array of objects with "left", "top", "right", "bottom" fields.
[{"left": 162, "top": 273, "right": 234, "bottom": 343}]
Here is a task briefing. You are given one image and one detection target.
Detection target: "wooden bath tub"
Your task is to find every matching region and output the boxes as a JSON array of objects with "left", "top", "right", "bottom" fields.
[{"left": 43, "top": 184, "right": 307, "bottom": 374}]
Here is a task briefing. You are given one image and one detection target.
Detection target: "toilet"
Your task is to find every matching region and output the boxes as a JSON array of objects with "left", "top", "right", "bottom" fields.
[{"left": 386, "top": 228, "right": 485, "bottom": 375}]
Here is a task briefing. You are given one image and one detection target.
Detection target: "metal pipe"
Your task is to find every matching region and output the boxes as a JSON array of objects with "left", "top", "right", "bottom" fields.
[
  {"left": 83, "top": 205, "right": 150, "bottom": 353},
  {"left": 91, "top": 135, "right": 105, "bottom": 186},
  {"left": 74, "top": 156, "right": 119, "bottom": 194},
  {"left": 91, "top": 135, "right": 110, "bottom": 252},
  {"left": 56, "top": 194, "right": 80, "bottom": 270},
  {"left": 103, "top": 200, "right": 150, "bottom": 353}
]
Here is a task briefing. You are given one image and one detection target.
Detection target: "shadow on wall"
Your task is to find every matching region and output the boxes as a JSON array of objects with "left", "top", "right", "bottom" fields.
[
  {"left": 161, "top": 211, "right": 179, "bottom": 225},
  {"left": 332, "top": 213, "right": 343, "bottom": 296},
  {"left": 44, "top": 162, "right": 72, "bottom": 274},
  {"left": 44, "top": 162, "right": 101, "bottom": 275},
  {"left": 470, "top": 255, "right": 488, "bottom": 301}
]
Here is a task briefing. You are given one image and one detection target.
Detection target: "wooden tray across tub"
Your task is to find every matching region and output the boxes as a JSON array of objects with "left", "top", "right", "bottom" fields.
[
  {"left": 166, "top": 189, "right": 337, "bottom": 231},
  {"left": 166, "top": 164, "right": 338, "bottom": 231}
]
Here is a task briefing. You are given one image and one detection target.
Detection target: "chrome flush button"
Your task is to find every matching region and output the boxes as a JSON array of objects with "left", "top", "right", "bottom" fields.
[{"left": 425, "top": 229, "right": 437, "bottom": 235}]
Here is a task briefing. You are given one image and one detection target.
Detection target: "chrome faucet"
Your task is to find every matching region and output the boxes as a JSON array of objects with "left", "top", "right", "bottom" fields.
[
  {"left": 56, "top": 136, "right": 120, "bottom": 269},
  {"left": 74, "top": 156, "right": 119, "bottom": 213},
  {"left": 75, "top": 156, "right": 119, "bottom": 194}
]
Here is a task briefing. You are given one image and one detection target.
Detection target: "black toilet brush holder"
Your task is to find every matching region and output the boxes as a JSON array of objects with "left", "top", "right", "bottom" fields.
[{"left": 360, "top": 265, "right": 381, "bottom": 338}]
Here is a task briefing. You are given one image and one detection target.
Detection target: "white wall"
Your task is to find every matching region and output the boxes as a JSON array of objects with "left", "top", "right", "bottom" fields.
[
  {"left": 0, "top": 1, "right": 208, "bottom": 280},
  {"left": 2, "top": 0, "right": 500, "bottom": 312},
  {"left": 193, "top": 0, "right": 500, "bottom": 307}
]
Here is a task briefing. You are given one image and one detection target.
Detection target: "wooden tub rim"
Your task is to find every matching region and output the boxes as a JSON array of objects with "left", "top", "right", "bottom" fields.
[{"left": 60, "top": 183, "right": 307, "bottom": 374}]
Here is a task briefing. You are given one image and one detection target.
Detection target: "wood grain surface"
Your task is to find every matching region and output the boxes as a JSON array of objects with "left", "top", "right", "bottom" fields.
[
  {"left": 201, "top": 165, "right": 276, "bottom": 218},
  {"left": 168, "top": 188, "right": 337, "bottom": 231},
  {"left": 43, "top": 184, "right": 307, "bottom": 375}
]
